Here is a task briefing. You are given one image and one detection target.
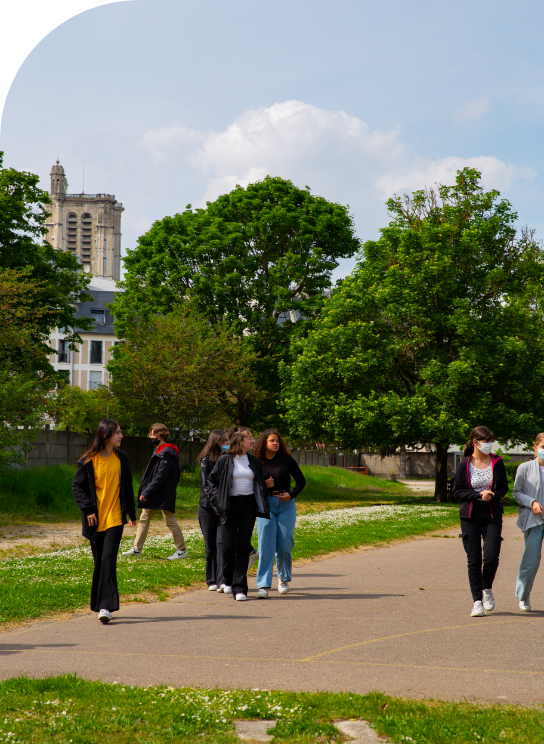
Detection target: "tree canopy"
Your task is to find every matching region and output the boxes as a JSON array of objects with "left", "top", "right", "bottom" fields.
[
  {"left": 112, "top": 176, "right": 359, "bottom": 426},
  {"left": 281, "top": 169, "right": 544, "bottom": 500},
  {"left": 106, "top": 308, "right": 260, "bottom": 436},
  {"left": 0, "top": 151, "right": 92, "bottom": 358}
]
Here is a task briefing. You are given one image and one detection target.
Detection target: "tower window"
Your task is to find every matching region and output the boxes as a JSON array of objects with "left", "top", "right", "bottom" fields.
[
  {"left": 90, "top": 340, "right": 103, "bottom": 364},
  {"left": 89, "top": 371, "right": 102, "bottom": 390},
  {"left": 58, "top": 339, "right": 70, "bottom": 364},
  {"left": 91, "top": 309, "right": 106, "bottom": 325}
]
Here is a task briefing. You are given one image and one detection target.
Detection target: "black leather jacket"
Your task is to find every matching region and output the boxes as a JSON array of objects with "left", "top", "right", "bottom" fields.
[
  {"left": 137, "top": 445, "right": 180, "bottom": 512},
  {"left": 207, "top": 453, "right": 270, "bottom": 523},
  {"left": 72, "top": 448, "right": 136, "bottom": 542},
  {"left": 199, "top": 455, "right": 218, "bottom": 510}
]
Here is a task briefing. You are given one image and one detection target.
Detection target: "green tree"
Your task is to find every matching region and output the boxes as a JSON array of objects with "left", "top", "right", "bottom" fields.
[
  {"left": 281, "top": 169, "right": 544, "bottom": 500},
  {"left": 107, "top": 308, "right": 260, "bottom": 436},
  {"left": 112, "top": 176, "right": 359, "bottom": 425},
  {"left": 0, "top": 151, "right": 92, "bottom": 359},
  {"left": 0, "top": 270, "right": 55, "bottom": 468},
  {"left": 52, "top": 385, "right": 121, "bottom": 434}
]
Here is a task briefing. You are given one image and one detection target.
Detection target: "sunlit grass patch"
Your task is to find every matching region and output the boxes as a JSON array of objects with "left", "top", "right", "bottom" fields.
[{"left": 0, "top": 676, "right": 542, "bottom": 743}]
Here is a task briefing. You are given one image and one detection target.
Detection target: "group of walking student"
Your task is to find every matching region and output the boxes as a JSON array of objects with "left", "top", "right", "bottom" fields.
[
  {"left": 453, "top": 425, "right": 544, "bottom": 617},
  {"left": 72, "top": 418, "right": 544, "bottom": 624},
  {"left": 72, "top": 420, "right": 305, "bottom": 622}
]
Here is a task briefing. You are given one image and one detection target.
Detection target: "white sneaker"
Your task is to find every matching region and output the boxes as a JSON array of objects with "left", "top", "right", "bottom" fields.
[
  {"left": 98, "top": 609, "right": 113, "bottom": 623},
  {"left": 482, "top": 589, "right": 495, "bottom": 611},
  {"left": 122, "top": 547, "right": 142, "bottom": 557},
  {"left": 221, "top": 585, "right": 233, "bottom": 594},
  {"left": 257, "top": 588, "right": 269, "bottom": 598},
  {"left": 216, "top": 585, "right": 225, "bottom": 593},
  {"left": 278, "top": 580, "right": 289, "bottom": 595},
  {"left": 471, "top": 600, "right": 485, "bottom": 617},
  {"left": 519, "top": 599, "right": 531, "bottom": 612},
  {"left": 168, "top": 549, "right": 189, "bottom": 561},
  {"left": 235, "top": 593, "right": 247, "bottom": 601},
  {"left": 248, "top": 549, "right": 259, "bottom": 569},
  {"left": 208, "top": 584, "right": 218, "bottom": 591}
]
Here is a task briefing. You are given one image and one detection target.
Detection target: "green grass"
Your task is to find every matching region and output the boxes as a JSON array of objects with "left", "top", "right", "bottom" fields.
[{"left": 0, "top": 675, "right": 541, "bottom": 743}]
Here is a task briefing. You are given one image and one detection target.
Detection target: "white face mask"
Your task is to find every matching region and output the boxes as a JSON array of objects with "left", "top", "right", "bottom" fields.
[
  {"left": 477, "top": 441, "right": 493, "bottom": 455},
  {"left": 537, "top": 448, "right": 544, "bottom": 461}
]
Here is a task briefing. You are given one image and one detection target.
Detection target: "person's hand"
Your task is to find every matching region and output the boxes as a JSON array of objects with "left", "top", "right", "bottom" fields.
[
  {"left": 480, "top": 490, "right": 494, "bottom": 502},
  {"left": 87, "top": 513, "right": 97, "bottom": 526},
  {"left": 532, "top": 501, "right": 543, "bottom": 515},
  {"left": 128, "top": 519, "right": 137, "bottom": 527},
  {"left": 265, "top": 477, "right": 274, "bottom": 488},
  {"left": 278, "top": 492, "right": 291, "bottom": 502}
]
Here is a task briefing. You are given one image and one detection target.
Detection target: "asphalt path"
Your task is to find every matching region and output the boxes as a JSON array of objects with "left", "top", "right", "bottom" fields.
[{"left": 2, "top": 516, "right": 544, "bottom": 703}]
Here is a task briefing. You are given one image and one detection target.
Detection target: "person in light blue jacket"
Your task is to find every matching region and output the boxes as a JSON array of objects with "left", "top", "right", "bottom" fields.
[{"left": 513, "top": 432, "right": 544, "bottom": 612}]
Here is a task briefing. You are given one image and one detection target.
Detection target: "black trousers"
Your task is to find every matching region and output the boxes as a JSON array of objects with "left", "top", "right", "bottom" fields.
[
  {"left": 221, "top": 495, "right": 257, "bottom": 597},
  {"left": 198, "top": 505, "right": 224, "bottom": 587},
  {"left": 460, "top": 518, "right": 503, "bottom": 601},
  {"left": 90, "top": 524, "right": 124, "bottom": 612}
]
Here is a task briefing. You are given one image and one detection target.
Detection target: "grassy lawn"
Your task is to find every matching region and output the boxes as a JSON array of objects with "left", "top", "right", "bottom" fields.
[{"left": 0, "top": 675, "right": 541, "bottom": 743}]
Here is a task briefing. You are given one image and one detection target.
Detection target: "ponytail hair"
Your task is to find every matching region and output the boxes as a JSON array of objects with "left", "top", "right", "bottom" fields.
[{"left": 463, "top": 425, "right": 494, "bottom": 457}]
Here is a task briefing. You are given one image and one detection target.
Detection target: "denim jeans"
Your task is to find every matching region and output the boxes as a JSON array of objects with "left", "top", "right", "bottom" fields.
[
  {"left": 256, "top": 495, "right": 296, "bottom": 588},
  {"left": 515, "top": 523, "right": 544, "bottom": 601}
]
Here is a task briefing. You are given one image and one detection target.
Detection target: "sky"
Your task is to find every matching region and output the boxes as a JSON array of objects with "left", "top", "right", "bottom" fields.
[{"left": 1, "top": 0, "right": 543, "bottom": 281}]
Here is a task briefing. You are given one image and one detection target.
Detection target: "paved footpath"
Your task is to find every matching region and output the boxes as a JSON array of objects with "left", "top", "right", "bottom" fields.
[{"left": 2, "top": 516, "right": 544, "bottom": 704}]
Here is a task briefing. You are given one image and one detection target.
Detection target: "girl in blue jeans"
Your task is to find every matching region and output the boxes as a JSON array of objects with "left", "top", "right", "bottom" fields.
[
  {"left": 253, "top": 430, "right": 306, "bottom": 597},
  {"left": 513, "top": 432, "right": 544, "bottom": 611}
]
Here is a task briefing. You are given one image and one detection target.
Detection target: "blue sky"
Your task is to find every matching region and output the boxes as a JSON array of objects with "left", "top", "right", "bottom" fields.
[{"left": 1, "top": 0, "right": 543, "bottom": 280}]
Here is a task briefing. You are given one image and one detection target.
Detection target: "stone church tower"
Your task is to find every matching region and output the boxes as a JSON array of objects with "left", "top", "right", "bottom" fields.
[{"left": 44, "top": 161, "right": 124, "bottom": 280}]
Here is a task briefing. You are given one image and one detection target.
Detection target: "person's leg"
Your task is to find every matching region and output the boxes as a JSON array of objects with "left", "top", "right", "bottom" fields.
[
  {"left": 90, "top": 530, "right": 106, "bottom": 612},
  {"left": 481, "top": 519, "right": 503, "bottom": 591},
  {"left": 134, "top": 509, "right": 156, "bottom": 550},
  {"left": 220, "top": 501, "right": 240, "bottom": 589},
  {"left": 216, "top": 516, "right": 224, "bottom": 586},
  {"left": 275, "top": 498, "right": 297, "bottom": 583},
  {"left": 162, "top": 510, "right": 187, "bottom": 552},
  {"left": 256, "top": 497, "right": 279, "bottom": 589},
  {"left": 198, "top": 505, "right": 219, "bottom": 586},
  {"left": 460, "top": 518, "right": 484, "bottom": 602},
  {"left": 515, "top": 524, "right": 544, "bottom": 601},
  {"left": 93, "top": 525, "right": 124, "bottom": 612},
  {"left": 232, "top": 497, "right": 257, "bottom": 597}
]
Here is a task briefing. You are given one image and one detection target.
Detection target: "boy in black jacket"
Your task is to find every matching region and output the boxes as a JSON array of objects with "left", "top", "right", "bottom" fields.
[{"left": 122, "top": 423, "right": 188, "bottom": 560}]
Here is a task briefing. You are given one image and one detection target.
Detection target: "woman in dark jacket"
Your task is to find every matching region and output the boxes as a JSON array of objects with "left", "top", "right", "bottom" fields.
[
  {"left": 207, "top": 428, "right": 270, "bottom": 601},
  {"left": 72, "top": 419, "right": 136, "bottom": 623},
  {"left": 253, "top": 429, "right": 306, "bottom": 597},
  {"left": 197, "top": 429, "right": 228, "bottom": 590},
  {"left": 123, "top": 423, "right": 186, "bottom": 560},
  {"left": 452, "top": 425, "right": 508, "bottom": 617}
]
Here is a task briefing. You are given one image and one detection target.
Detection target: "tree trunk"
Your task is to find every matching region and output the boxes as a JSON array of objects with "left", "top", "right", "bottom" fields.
[
  {"left": 399, "top": 444, "right": 407, "bottom": 479},
  {"left": 434, "top": 443, "right": 449, "bottom": 502}
]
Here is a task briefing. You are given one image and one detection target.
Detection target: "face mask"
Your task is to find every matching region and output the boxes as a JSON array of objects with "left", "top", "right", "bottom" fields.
[
  {"left": 222, "top": 444, "right": 229, "bottom": 453},
  {"left": 537, "top": 448, "right": 544, "bottom": 460},
  {"left": 150, "top": 437, "right": 161, "bottom": 447},
  {"left": 477, "top": 441, "right": 493, "bottom": 455}
]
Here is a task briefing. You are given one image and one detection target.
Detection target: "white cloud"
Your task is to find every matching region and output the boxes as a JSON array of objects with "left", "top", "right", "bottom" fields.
[
  {"left": 134, "top": 100, "right": 536, "bottom": 246},
  {"left": 454, "top": 97, "right": 493, "bottom": 122}
]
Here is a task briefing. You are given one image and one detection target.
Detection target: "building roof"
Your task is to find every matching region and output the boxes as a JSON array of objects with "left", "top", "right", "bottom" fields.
[{"left": 86, "top": 276, "right": 122, "bottom": 293}]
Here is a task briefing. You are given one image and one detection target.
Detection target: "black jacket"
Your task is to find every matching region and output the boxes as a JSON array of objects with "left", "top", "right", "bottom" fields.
[
  {"left": 261, "top": 452, "right": 306, "bottom": 499},
  {"left": 199, "top": 455, "right": 218, "bottom": 510},
  {"left": 137, "top": 445, "right": 181, "bottom": 512},
  {"left": 451, "top": 454, "right": 508, "bottom": 520},
  {"left": 207, "top": 453, "right": 270, "bottom": 523},
  {"left": 72, "top": 448, "right": 136, "bottom": 541}
]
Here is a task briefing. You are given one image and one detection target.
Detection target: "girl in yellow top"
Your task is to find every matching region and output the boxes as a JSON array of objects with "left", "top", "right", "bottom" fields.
[{"left": 73, "top": 419, "right": 136, "bottom": 623}]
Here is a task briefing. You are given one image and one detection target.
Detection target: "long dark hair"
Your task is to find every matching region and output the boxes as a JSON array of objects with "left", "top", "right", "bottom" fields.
[
  {"left": 197, "top": 429, "right": 225, "bottom": 463},
  {"left": 253, "top": 429, "right": 289, "bottom": 462},
  {"left": 81, "top": 419, "right": 121, "bottom": 464},
  {"left": 463, "top": 426, "right": 494, "bottom": 457}
]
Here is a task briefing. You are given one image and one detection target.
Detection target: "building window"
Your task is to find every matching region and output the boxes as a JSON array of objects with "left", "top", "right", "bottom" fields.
[
  {"left": 90, "top": 340, "right": 103, "bottom": 364},
  {"left": 58, "top": 339, "right": 70, "bottom": 364},
  {"left": 91, "top": 309, "right": 106, "bottom": 325},
  {"left": 89, "top": 371, "right": 102, "bottom": 390}
]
